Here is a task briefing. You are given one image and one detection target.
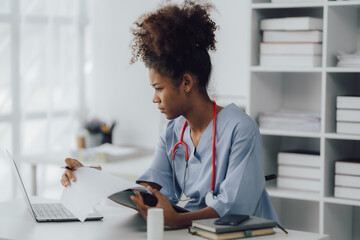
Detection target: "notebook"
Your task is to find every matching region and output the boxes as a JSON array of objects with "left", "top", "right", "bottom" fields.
[{"left": 3, "top": 148, "right": 103, "bottom": 222}]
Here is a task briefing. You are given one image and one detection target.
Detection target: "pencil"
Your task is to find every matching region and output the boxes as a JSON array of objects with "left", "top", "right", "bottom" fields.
[{"left": 61, "top": 165, "right": 102, "bottom": 171}]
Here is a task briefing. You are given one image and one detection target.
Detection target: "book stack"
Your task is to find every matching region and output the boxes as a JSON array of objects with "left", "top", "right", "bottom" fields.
[
  {"left": 336, "top": 96, "right": 360, "bottom": 135},
  {"left": 335, "top": 159, "right": 360, "bottom": 200},
  {"left": 259, "top": 16, "right": 323, "bottom": 67},
  {"left": 189, "top": 216, "right": 277, "bottom": 240},
  {"left": 277, "top": 151, "right": 321, "bottom": 192}
]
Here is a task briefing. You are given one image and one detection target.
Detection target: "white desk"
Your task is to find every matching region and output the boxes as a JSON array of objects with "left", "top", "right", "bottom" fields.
[{"left": 0, "top": 198, "right": 329, "bottom": 240}]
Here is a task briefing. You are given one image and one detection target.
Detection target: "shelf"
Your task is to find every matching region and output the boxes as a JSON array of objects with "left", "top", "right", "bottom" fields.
[
  {"left": 266, "top": 186, "right": 320, "bottom": 201},
  {"left": 327, "top": 1, "right": 360, "bottom": 7},
  {"left": 251, "top": 2, "right": 324, "bottom": 9},
  {"left": 250, "top": 66, "right": 322, "bottom": 73},
  {"left": 325, "top": 133, "right": 360, "bottom": 141},
  {"left": 260, "top": 128, "right": 321, "bottom": 138},
  {"left": 324, "top": 197, "right": 360, "bottom": 207},
  {"left": 326, "top": 67, "right": 360, "bottom": 73}
]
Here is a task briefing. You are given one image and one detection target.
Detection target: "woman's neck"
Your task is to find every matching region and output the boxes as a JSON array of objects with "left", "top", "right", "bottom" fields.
[{"left": 184, "top": 97, "right": 217, "bottom": 135}]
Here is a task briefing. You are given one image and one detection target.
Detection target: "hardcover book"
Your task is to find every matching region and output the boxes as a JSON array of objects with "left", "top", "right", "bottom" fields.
[
  {"left": 336, "top": 122, "right": 360, "bottom": 135},
  {"left": 263, "top": 30, "right": 323, "bottom": 43},
  {"left": 188, "top": 227, "right": 275, "bottom": 240},
  {"left": 260, "top": 17, "right": 323, "bottom": 31},
  {"left": 277, "top": 151, "right": 321, "bottom": 168},
  {"left": 260, "top": 55, "right": 322, "bottom": 67},
  {"left": 277, "top": 177, "right": 321, "bottom": 192},
  {"left": 260, "top": 43, "right": 322, "bottom": 55},
  {"left": 335, "top": 159, "right": 360, "bottom": 176},
  {"left": 336, "top": 109, "right": 360, "bottom": 122},
  {"left": 337, "top": 96, "right": 360, "bottom": 110},
  {"left": 191, "top": 216, "right": 277, "bottom": 234}
]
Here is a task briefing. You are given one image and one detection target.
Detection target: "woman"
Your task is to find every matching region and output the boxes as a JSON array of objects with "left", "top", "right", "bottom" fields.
[{"left": 61, "top": 0, "right": 278, "bottom": 227}]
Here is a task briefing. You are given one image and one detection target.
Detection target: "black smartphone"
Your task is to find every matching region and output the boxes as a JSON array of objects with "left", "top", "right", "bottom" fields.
[{"left": 214, "top": 214, "right": 249, "bottom": 226}]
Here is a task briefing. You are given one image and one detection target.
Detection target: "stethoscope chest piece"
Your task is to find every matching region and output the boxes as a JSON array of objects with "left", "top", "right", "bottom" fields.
[{"left": 205, "top": 191, "right": 216, "bottom": 206}]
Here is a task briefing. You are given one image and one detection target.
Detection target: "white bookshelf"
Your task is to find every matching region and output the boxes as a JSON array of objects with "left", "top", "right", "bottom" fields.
[{"left": 248, "top": 1, "right": 360, "bottom": 239}]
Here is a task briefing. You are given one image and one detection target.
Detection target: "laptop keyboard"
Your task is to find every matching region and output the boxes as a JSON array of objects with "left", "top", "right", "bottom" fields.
[{"left": 32, "top": 203, "right": 75, "bottom": 219}]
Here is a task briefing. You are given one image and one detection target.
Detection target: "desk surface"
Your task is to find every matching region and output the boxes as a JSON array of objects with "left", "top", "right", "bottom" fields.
[{"left": 0, "top": 198, "right": 329, "bottom": 240}]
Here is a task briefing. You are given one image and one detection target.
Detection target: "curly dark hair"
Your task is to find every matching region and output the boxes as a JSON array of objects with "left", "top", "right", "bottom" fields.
[{"left": 131, "top": 0, "right": 218, "bottom": 89}]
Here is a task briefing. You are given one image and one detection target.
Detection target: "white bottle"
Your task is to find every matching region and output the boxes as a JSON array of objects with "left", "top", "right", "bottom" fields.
[{"left": 147, "top": 208, "right": 164, "bottom": 240}]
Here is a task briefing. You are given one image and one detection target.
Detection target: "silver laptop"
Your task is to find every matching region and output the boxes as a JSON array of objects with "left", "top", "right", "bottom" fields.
[{"left": 3, "top": 148, "right": 103, "bottom": 222}]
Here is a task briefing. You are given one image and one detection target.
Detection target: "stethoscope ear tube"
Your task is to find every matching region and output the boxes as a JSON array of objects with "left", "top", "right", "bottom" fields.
[{"left": 170, "top": 101, "right": 217, "bottom": 202}]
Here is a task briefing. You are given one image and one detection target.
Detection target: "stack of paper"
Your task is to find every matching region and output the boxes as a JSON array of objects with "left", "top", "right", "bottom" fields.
[
  {"left": 277, "top": 151, "right": 321, "bottom": 192},
  {"left": 335, "top": 159, "right": 360, "bottom": 200},
  {"left": 260, "top": 17, "right": 323, "bottom": 67},
  {"left": 258, "top": 109, "right": 321, "bottom": 132},
  {"left": 336, "top": 51, "right": 360, "bottom": 68},
  {"left": 336, "top": 96, "right": 360, "bottom": 135}
]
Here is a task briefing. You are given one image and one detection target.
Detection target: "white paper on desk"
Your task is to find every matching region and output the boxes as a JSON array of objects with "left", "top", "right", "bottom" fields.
[{"left": 60, "top": 167, "right": 142, "bottom": 222}]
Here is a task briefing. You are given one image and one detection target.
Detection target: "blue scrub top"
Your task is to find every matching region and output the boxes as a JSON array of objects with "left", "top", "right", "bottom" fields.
[{"left": 137, "top": 104, "right": 279, "bottom": 222}]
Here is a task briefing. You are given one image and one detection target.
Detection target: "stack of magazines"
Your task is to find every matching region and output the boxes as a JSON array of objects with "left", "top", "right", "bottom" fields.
[
  {"left": 336, "top": 51, "right": 360, "bottom": 68},
  {"left": 258, "top": 110, "right": 321, "bottom": 132}
]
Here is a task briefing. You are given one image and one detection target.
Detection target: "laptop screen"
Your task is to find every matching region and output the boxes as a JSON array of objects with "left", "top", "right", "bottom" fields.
[{"left": 3, "top": 148, "right": 37, "bottom": 219}]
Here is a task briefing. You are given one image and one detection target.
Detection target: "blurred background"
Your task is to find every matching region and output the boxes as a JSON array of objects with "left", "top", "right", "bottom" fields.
[{"left": 0, "top": 0, "right": 250, "bottom": 201}]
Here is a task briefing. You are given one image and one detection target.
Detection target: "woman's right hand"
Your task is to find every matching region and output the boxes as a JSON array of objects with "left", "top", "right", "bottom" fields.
[{"left": 61, "top": 158, "right": 84, "bottom": 187}]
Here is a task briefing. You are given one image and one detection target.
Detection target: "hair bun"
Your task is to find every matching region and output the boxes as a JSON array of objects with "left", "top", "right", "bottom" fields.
[{"left": 131, "top": 0, "right": 217, "bottom": 63}]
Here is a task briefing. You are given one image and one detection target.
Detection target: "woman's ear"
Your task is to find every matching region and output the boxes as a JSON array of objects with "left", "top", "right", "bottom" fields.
[{"left": 182, "top": 73, "right": 194, "bottom": 94}]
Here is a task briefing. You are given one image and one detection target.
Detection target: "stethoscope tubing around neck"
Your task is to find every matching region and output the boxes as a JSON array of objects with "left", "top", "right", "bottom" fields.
[{"left": 170, "top": 100, "right": 217, "bottom": 201}]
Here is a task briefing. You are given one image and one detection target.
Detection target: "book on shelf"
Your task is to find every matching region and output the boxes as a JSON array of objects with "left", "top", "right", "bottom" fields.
[
  {"left": 191, "top": 216, "right": 277, "bottom": 234},
  {"left": 188, "top": 227, "right": 275, "bottom": 240},
  {"left": 335, "top": 186, "right": 360, "bottom": 201},
  {"left": 260, "top": 17, "right": 323, "bottom": 31},
  {"left": 263, "top": 30, "right": 322, "bottom": 43},
  {"left": 278, "top": 151, "right": 321, "bottom": 168},
  {"left": 260, "top": 43, "right": 322, "bottom": 55},
  {"left": 337, "top": 96, "right": 360, "bottom": 110},
  {"left": 335, "top": 159, "right": 360, "bottom": 176},
  {"left": 336, "top": 109, "right": 360, "bottom": 122},
  {"left": 260, "top": 55, "right": 322, "bottom": 67},
  {"left": 278, "top": 165, "right": 320, "bottom": 180},
  {"left": 335, "top": 174, "right": 360, "bottom": 188},
  {"left": 277, "top": 177, "right": 320, "bottom": 192},
  {"left": 336, "top": 122, "right": 360, "bottom": 135}
]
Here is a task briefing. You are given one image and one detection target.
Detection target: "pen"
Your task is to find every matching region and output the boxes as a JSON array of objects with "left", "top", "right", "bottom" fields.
[{"left": 61, "top": 165, "right": 102, "bottom": 171}]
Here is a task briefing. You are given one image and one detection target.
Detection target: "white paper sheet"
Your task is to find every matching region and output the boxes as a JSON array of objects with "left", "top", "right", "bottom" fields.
[{"left": 60, "top": 167, "right": 143, "bottom": 221}]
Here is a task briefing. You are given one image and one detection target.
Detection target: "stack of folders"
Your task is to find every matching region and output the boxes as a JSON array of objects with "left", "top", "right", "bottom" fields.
[
  {"left": 336, "top": 96, "right": 360, "bottom": 135},
  {"left": 277, "top": 151, "right": 321, "bottom": 192},
  {"left": 189, "top": 216, "right": 277, "bottom": 240},
  {"left": 260, "top": 16, "right": 323, "bottom": 67},
  {"left": 335, "top": 159, "right": 360, "bottom": 200}
]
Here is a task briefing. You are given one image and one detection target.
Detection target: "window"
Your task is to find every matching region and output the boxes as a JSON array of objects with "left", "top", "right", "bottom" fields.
[{"left": 0, "top": 0, "right": 91, "bottom": 201}]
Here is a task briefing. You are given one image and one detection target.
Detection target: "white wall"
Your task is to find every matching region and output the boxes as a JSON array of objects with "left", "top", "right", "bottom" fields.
[{"left": 89, "top": 0, "right": 250, "bottom": 149}]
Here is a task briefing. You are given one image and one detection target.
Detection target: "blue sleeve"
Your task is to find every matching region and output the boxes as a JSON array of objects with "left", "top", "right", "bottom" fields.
[
  {"left": 136, "top": 125, "right": 175, "bottom": 199},
  {"left": 208, "top": 122, "right": 265, "bottom": 217}
]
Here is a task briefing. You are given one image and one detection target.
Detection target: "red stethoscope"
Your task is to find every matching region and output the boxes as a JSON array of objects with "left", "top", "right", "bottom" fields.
[{"left": 170, "top": 101, "right": 217, "bottom": 205}]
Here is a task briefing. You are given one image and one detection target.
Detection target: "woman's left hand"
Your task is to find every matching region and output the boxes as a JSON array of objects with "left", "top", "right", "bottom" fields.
[{"left": 131, "top": 186, "right": 182, "bottom": 227}]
